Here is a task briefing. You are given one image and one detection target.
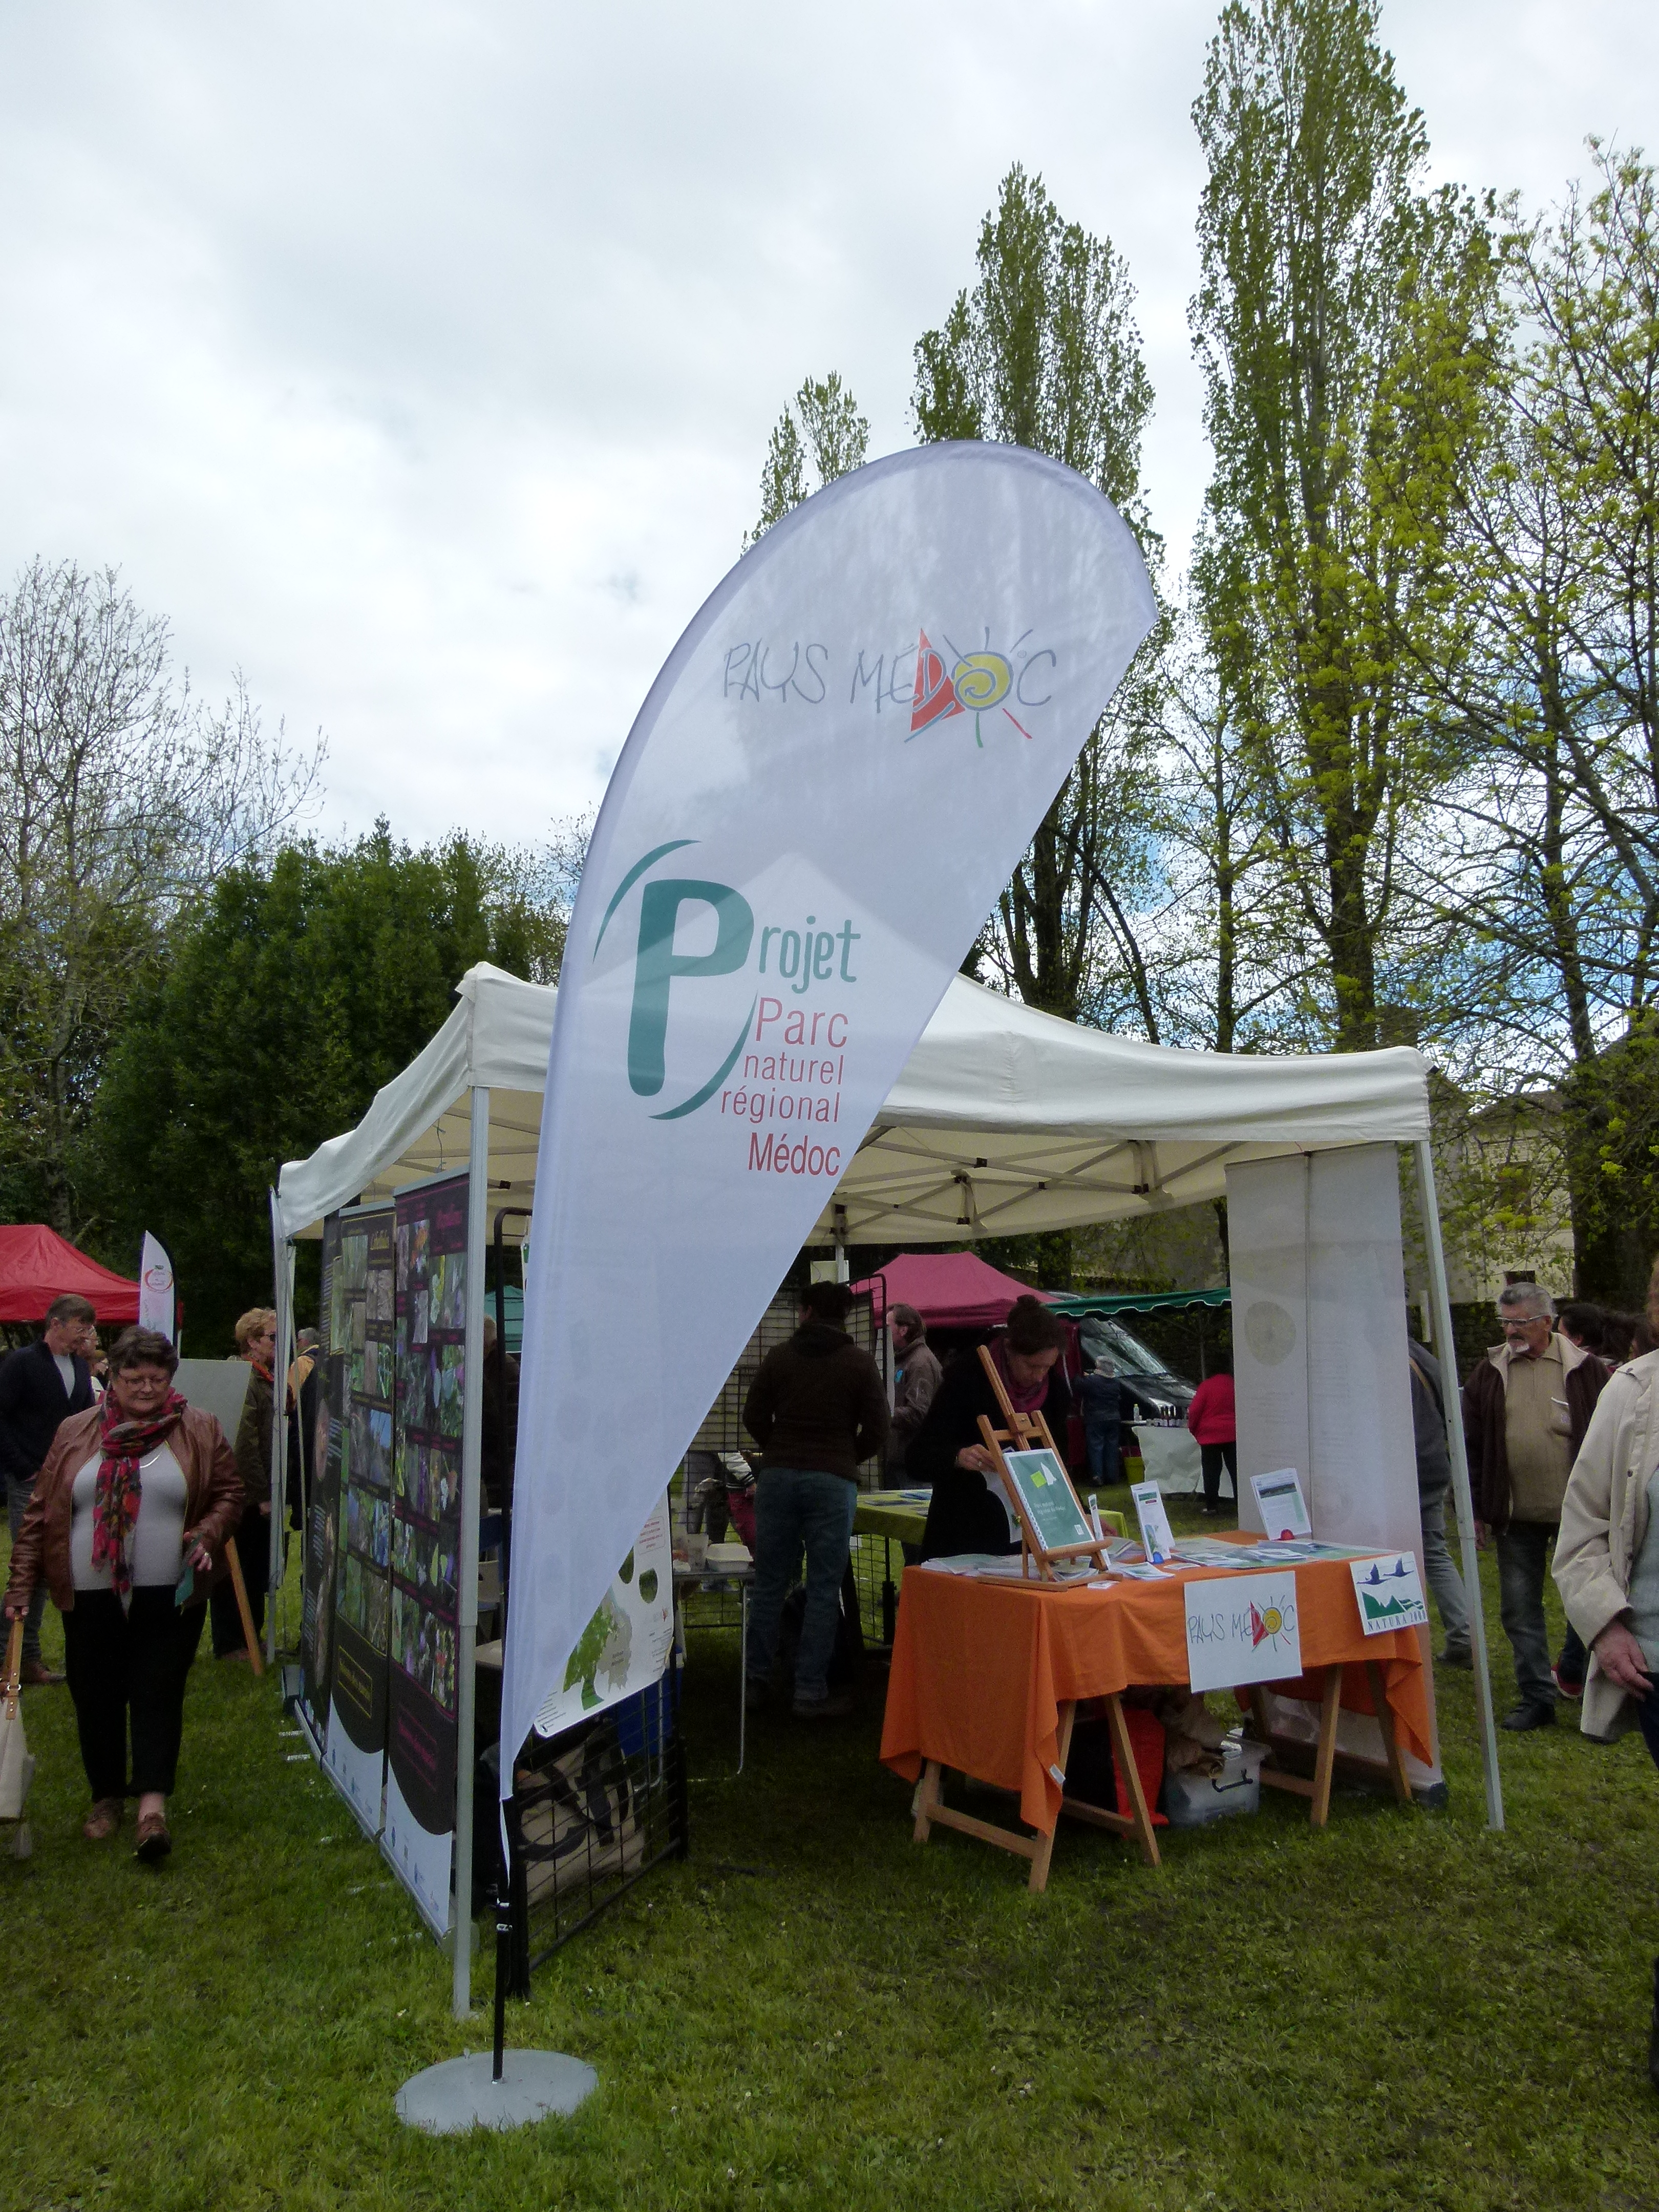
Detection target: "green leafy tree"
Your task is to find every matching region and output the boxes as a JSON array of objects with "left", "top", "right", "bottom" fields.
[
  {"left": 83, "top": 825, "right": 572, "bottom": 1348},
  {"left": 1191, "top": 0, "right": 1499, "bottom": 1051},
  {"left": 746, "top": 372, "right": 869, "bottom": 546}
]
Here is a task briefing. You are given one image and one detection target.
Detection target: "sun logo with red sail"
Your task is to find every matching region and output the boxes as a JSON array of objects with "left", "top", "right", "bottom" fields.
[
  {"left": 909, "top": 631, "right": 1036, "bottom": 747},
  {"left": 1249, "top": 1599, "right": 1286, "bottom": 1648}
]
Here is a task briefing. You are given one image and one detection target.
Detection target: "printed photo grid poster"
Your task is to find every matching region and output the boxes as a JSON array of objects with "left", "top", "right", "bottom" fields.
[
  {"left": 323, "top": 1206, "right": 394, "bottom": 1829},
  {"left": 300, "top": 1215, "right": 342, "bottom": 1740},
  {"left": 385, "top": 1174, "right": 466, "bottom": 1933}
]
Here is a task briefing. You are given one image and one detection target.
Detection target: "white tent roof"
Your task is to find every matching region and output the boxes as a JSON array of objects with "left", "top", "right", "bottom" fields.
[{"left": 274, "top": 961, "right": 1430, "bottom": 1242}]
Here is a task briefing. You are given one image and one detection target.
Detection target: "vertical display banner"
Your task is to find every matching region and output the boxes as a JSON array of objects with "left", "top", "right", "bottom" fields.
[
  {"left": 502, "top": 442, "right": 1157, "bottom": 1772},
  {"left": 1228, "top": 1146, "right": 1440, "bottom": 1783},
  {"left": 384, "top": 1173, "right": 467, "bottom": 1935},
  {"left": 322, "top": 1205, "right": 394, "bottom": 1830},
  {"left": 299, "top": 1215, "right": 342, "bottom": 1744},
  {"left": 138, "top": 1232, "right": 176, "bottom": 1341},
  {"left": 532, "top": 1495, "right": 674, "bottom": 1742}
]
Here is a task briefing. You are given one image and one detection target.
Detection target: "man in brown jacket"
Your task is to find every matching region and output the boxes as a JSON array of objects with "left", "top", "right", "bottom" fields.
[
  {"left": 1462, "top": 1281, "right": 1608, "bottom": 1730},
  {"left": 741, "top": 1281, "right": 888, "bottom": 1720}
]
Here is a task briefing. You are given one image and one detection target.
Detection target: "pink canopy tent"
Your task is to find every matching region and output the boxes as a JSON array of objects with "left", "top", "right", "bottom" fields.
[
  {"left": 851, "top": 1248, "right": 1049, "bottom": 1332},
  {"left": 0, "top": 1224, "right": 140, "bottom": 1325}
]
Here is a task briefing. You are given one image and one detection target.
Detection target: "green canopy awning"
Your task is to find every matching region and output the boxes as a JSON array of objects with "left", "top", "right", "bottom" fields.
[{"left": 1048, "top": 1287, "right": 1231, "bottom": 1318}]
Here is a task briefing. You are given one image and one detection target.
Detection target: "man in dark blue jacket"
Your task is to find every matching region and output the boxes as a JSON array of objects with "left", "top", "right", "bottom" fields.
[{"left": 0, "top": 1293, "right": 97, "bottom": 1683}]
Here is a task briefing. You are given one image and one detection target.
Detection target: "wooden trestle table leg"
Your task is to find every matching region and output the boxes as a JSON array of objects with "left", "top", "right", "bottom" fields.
[
  {"left": 1249, "top": 1665, "right": 1344, "bottom": 1825},
  {"left": 1364, "top": 1659, "right": 1414, "bottom": 1804}
]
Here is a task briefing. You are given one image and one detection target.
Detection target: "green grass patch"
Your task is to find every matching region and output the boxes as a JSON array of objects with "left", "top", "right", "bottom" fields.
[{"left": 6, "top": 1497, "right": 1659, "bottom": 2212}]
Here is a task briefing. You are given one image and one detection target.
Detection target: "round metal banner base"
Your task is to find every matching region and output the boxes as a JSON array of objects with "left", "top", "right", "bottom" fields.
[{"left": 396, "top": 2051, "right": 597, "bottom": 2134}]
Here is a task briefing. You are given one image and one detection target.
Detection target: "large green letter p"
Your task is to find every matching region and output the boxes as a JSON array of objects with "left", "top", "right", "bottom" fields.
[{"left": 627, "top": 879, "right": 754, "bottom": 1096}]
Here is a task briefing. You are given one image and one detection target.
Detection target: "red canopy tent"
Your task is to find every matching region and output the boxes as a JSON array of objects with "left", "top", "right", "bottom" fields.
[
  {"left": 0, "top": 1224, "right": 140, "bottom": 1325},
  {"left": 851, "top": 1249, "right": 1051, "bottom": 1332}
]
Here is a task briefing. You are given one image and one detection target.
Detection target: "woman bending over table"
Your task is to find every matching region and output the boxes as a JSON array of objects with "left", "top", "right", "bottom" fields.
[
  {"left": 4, "top": 1325, "right": 243, "bottom": 1861},
  {"left": 914, "top": 1297, "right": 1072, "bottom": 1561}
]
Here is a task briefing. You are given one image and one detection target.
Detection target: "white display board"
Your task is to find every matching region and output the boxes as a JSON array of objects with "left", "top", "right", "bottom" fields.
[
  {"left": 1226, "top": 1146, "right": 1439, "bottom": 1782},
  {"left": 532, "top": 1496, "right": 674, "bottom": 1741}
]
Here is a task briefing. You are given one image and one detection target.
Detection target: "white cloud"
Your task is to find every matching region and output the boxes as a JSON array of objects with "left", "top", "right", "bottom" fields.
[{"left": 0, "top": 0, "right": 1652, "bottom": 844}]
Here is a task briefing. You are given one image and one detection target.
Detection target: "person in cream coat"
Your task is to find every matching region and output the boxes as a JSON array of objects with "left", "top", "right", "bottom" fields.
[{"left": 1554, "top": 1254, "right": 1659, "bottom": 2089}]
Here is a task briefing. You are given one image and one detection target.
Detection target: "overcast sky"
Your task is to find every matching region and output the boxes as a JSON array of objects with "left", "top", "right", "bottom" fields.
[{"left": 1, "top": 2, "right": 1654, "bottom": 850}]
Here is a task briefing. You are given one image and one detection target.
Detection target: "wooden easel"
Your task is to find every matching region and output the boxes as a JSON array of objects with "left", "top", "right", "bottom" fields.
[
  {"left": 972, "top": 1344, "right": 1113, "bottom": 1583},
  {"left": 908, "top": 1347, "right": 1161, "bottom": 1889}
]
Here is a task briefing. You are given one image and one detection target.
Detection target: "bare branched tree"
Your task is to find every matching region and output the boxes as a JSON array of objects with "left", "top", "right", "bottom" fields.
[{"left": 0, "top": 558, "right": 324, "bottom": 1230}]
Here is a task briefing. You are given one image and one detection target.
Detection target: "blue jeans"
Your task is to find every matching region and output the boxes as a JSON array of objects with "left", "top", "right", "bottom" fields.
[
  {"left": 1496, "top": 1520, "right": 1558, "bottom": 1710},
  {"left": 1083, "top": 1414, "right": 1119, "bottom": 1491},
  {"left": 7, "top": 1473, "right": 47, "bottom": 1667},
  {"left": 746, "top": 1469, "right": 857, "bottom": 1705}
]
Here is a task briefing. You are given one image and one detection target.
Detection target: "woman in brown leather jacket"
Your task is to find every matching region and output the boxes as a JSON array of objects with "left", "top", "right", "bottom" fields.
[{"left": 4, "top": 1325, "right": 242, "bottom": 1861}]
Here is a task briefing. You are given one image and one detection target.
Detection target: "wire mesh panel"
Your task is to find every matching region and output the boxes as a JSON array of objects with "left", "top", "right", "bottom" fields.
[
  {"left": 687, "top": 1286, "right": 887, "bottom": 1466},
  {"left": 511, "top": 1680, "right": 687, "bottom": 1973}
]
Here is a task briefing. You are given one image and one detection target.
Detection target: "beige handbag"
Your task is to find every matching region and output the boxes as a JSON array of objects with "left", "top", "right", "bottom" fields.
[{"left": 1, "top": 1618, "right": 36, "bottom": 1857}]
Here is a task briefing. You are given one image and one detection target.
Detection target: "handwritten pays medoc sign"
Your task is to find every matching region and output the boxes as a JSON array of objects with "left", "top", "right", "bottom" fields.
[{"left": 501, "top": 443, "right": 1156, "bottom": 1769}]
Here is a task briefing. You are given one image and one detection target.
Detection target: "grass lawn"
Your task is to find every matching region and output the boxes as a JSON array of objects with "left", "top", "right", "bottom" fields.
[{"left": 7, "top": 1493, "right": 1659, "bottom": 2212}]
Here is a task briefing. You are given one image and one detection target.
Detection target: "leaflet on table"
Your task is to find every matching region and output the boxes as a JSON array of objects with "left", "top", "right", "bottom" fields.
[
  {"left": 918, "top": 1552, "right": 1093, "bottom": 1582},
  {"left": 1250, "top": 1467, "right": 1311, "bottom": 1539},
  {"left": 1094, "top": 1562, "right": 1171, "bottom": 1583},
  {"left": 1130, "top": 1480, "right": 1176, "bottom": 1565}
]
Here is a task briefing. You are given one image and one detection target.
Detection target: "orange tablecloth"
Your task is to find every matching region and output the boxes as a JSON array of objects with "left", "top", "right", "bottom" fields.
[{"left": 880, "top": 1557, "right": 1433, "bottom": 1836}]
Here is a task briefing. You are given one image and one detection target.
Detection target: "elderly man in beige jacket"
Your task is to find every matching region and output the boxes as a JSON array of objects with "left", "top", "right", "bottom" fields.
[{"left": 1554, "top": 1255, "right": 1659, "bottom": 2091}]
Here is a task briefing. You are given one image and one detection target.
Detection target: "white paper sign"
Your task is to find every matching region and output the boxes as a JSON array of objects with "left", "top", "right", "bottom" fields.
[
  {"left": 1349, "top": 1553, "right": 1429, "bottom": 1635},
  {"left": 532, "top": 1496, "right": 674, "bottom": 1740},
  {"left": 1250, "top": 1467, "right": 1310, "bottom": 1539},
  {"left": 1185, "top": 1571, "right": 1303, "bottom": 1694},
  {"left": 1130, "top": 1479, "right": 1176, "bottom": 1565}
]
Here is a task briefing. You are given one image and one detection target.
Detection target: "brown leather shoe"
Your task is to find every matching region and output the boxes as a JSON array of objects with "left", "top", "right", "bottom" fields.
[
  {"left": 82, "top": 1798, "right": 124, "bottom": 1842},
  {"left": 21, "top": 1659, "right": 66, "bottom": 1687},
  {"left": 134, "top": 1811, "right": 172, "bottom": 1863}
]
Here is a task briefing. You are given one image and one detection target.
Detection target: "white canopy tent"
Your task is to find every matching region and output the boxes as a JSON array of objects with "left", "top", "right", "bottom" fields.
[
  {"left": 272, "top": 960, "right": 1500, "bottom": 2015},
  {"left": 273, "top": 960, "right": 1433, "bottom": 1245}
]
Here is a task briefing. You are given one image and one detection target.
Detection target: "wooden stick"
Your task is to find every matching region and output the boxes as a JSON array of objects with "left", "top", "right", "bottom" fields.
[
  {"left": 1027, "top": 1704, "right": 1076, "bottom": 1892},
  {"left": 223, "top": 1538, "right": 265, "bottom": 1676},
  {"left": 3, "top": 1618, "right": 22, "bottom": 1708},
  {"left": 1365, "top": 1659, "right": 1413, "bottom": 1804}
]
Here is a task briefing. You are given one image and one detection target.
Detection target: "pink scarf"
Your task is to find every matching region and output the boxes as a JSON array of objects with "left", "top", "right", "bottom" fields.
[{"left": 990, "top": 1336, "right": 1051, "bottom": 1415}]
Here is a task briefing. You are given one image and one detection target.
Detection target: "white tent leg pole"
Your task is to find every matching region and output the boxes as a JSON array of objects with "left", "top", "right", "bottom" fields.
[
  {"left": 454, "top": 1084, "right": 490, "bottom": 2018},
  {"left": 267, "top": 1193, "right": 292, "bottom": 1668},
  {"left": 1414, "top": 1140, "right": 1503, "bottom": 1830}
]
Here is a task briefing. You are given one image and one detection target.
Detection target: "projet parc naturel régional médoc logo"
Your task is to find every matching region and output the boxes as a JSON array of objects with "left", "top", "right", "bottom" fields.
[{"left": 593, "top": 842, "right": 858, "bottom": 1182}]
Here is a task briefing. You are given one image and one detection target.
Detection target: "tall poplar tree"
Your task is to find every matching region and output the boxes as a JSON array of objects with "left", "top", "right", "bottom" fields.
[
  {"left": 913, "top": 164, "right": 1162, "bottom": 1028},
  {"left": 1190, "top": 0, "right": 1497, "bottom": 1050}
]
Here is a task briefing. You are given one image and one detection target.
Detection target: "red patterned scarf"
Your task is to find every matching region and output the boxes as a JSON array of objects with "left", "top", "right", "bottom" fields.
[
  {"left": 92, "top": 1390, "right": 187, "bottom": 1600},
  {"left": 990, "top": 1336, "right": 1051, "bottom": 1415}
]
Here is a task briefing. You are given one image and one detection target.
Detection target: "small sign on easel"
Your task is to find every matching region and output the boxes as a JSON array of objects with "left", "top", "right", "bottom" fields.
[
  {"left": 1250, "top": 1467, "right": 1311, "bottom": 1540},
  {"left": 971, "top": 1347, "right": 1113, "bottom": 1581}
]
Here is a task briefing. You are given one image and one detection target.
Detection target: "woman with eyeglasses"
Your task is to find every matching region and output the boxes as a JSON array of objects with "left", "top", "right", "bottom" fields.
[{"left": 3, "top": 1325, "right": 242, "bottom": 1861}]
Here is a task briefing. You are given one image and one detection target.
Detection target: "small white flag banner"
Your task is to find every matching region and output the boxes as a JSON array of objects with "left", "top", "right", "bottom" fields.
[
  {"left": 1185, "top": 1571, "right": 1302, "bottom": 1694},
  {"left": 138, "top": 1233, "right": 175, "bottom": 1342},
  {"left": 500, "top": 442, "right": 1156, "bottom": 1775},
  {"left": 1349, "top": 1553, "right": 1429, "bottom": 1636}
]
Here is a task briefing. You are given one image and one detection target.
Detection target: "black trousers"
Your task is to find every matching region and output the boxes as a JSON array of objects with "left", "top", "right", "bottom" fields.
[
  {"left": 61, "top": 1587, "right": 206, "bottom": 1800},
  {"left": 1201, "top": 1441, "right": 1239, "bottom": 1507},
  {"left": 210, "top": 1504, "right": 269, "bottom": 1655}
]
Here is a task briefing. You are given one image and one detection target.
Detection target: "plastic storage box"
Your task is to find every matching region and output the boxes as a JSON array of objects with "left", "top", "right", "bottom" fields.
[{"left": 1162, "top": 1739, "right": 1266, "bottom": 1827}]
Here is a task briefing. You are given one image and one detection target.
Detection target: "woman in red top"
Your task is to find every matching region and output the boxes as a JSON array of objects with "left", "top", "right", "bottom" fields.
[{"left": 1185, "top": 1352, "right": 1237, "bottom": 1517}]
